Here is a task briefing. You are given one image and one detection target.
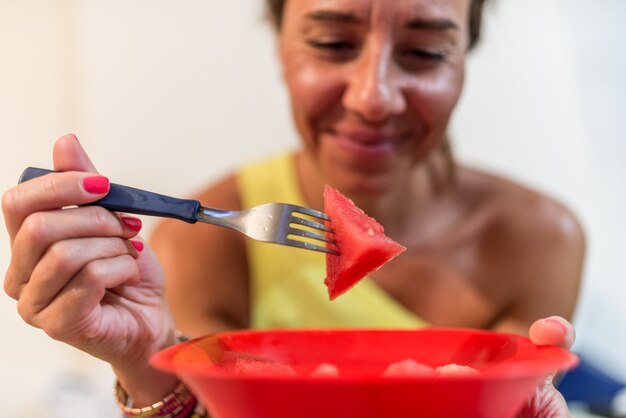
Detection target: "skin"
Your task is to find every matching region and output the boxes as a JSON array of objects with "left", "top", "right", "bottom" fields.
[{"left": 2, "top": 0, "right": 584, "bottom": 415}]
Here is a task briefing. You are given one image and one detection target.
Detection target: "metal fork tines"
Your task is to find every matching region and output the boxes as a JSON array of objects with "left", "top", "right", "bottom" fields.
[{"left": 198, "top": 203, "right": 338, "bottom": 255}]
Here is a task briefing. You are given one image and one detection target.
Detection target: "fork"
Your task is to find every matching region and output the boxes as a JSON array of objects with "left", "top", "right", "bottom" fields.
[{"left": 19, "top": 167, "right": 338, "bottom": 255}]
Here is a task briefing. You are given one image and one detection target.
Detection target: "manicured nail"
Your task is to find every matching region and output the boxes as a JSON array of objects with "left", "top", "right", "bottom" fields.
[
  {"left": 544, "top": 318, "right": 567, "bottom": 334},
  {"left": 82, "top": 175, "right": 110, "bottom": 194},
  {"left": 121, "top": 216, "right": 142, "bottom": 232},
  {"left": 130, "top": 240, "right": 144, "bottom": 252}
]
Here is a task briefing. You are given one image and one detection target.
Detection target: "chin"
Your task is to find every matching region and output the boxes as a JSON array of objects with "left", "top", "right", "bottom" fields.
[{"left": 326, "top": 169, "right": 396, "bottom": 199}]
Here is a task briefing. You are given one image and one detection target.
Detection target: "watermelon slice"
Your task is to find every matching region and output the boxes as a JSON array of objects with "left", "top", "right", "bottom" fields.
[{"left": 324, "top": 185, "right": 406, "bottom": 300}]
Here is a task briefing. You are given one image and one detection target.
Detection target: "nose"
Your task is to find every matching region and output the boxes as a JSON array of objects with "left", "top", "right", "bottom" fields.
[{"left": 342, "top": 42, "right": 406, "bottom": 123}]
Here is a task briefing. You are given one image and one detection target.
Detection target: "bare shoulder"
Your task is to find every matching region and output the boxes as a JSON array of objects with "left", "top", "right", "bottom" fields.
[
  {"left": 461, "top": 166, "right": 585, "bottom": 312},
  {"left": 457, "top": 165, "right": 585, "bottom": 250},
  {"left": 454, "top": 166, "right": 586, "bottom": 329}
]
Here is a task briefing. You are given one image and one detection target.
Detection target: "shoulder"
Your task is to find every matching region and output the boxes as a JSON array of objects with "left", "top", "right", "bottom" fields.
[
  {"left": 455, "top": 166, "right": 585, "bottom": 326},
  {"left": 457, "top": 166, "right": 585, "bottom": 253}
]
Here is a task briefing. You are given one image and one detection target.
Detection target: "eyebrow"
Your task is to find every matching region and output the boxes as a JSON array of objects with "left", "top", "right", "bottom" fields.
[
  {"left": 306, "top": 10, "right": 364, "bottom": 25},
  {"left": 406, "top": 18, "right": 459, "bottom": 31},
  {"left": 305, "top": 10, "right": 459, "bottom": 32}
]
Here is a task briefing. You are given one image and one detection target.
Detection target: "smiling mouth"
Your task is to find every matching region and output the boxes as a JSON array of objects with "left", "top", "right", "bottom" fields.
[{"left": 330, "top": 130, "right": 407, "bottom": 158}]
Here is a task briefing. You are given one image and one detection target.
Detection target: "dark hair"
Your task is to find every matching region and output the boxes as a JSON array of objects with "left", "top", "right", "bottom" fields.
[{"left": 266, "top": 0, "right": 488, "bottom": 50}]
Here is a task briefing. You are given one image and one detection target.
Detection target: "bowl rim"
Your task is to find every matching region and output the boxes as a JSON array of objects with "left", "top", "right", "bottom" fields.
[{"left": 150, "top": 327, "right": 579, "bottom": 383}]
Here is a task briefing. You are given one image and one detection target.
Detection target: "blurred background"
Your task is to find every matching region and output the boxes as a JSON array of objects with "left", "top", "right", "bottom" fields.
[{"left": 1, "top": 1, "right": 624, "bottom": 417}]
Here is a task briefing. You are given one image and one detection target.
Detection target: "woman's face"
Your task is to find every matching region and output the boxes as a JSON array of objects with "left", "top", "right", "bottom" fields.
[{"left": 279, "top": 0, "right": 469, "bottom": 195}]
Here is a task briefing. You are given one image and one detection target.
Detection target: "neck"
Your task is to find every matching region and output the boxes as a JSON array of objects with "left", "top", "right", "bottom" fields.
[{"left": 295, "top": 147, "right": 456, "bottom": 241}]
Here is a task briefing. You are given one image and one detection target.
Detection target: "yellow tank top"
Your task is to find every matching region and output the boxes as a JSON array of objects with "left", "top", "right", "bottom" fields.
[{"left": 237, "top": 152, "right": 428, "bottom": 330}]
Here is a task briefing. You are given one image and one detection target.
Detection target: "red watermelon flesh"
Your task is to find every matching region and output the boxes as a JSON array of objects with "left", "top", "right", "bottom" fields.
[
  {"left": 217, "top": 351, "right": 297, "bottom": 377},
  {"left": 382, "top": 359, "right": 436, "bottom": 377},
  {"left": 324, "top": 185, "right": 406, "bottom": 300}
]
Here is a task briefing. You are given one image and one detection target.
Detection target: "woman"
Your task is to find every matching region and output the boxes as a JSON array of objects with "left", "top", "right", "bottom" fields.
[{"left": 2, "top": 0, "right": 583, "bottom": 416}]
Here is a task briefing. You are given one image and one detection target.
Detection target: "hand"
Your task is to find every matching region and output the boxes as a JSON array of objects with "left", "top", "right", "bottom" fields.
[
  {"left": 2, "top": 134, "right": 176, "bottom": 375},
  {"left": 517, "top": 316, "right": 576, "bottom": 418}
]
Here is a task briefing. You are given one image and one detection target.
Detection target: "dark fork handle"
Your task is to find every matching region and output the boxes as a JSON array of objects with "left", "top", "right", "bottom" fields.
[{"left": 19, "top": 167, "right": 201, "bottom": 223}]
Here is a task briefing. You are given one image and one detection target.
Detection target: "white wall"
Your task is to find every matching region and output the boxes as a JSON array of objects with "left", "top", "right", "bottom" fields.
[
  {"left": 1, "top": 1, "right": 624, "bottom": 416},
  {"left": 0, "top": 2, "right": 118, "bottom": 417},
  {"left": 72, "top": 0, "right": 296, "bottom": 204}
]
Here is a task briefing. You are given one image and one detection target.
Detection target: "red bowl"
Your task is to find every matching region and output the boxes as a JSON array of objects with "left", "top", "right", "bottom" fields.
[{"left": 151, "top": 328, "right": 578, "bottom": 418}]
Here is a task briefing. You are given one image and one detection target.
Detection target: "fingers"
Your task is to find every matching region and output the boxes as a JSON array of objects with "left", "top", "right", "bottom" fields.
[
  {"left": 3, "top": 170, "right": 110, "bottom": 240},
  {"left": 518, "top": 374, "right": 570, "bottom": 418},
  {"left": 3, "top": 134, "right": 102, "bottom": 240},
  {"left": 19, "top": 254, "right": 141, "bottom": 342},
  {"left": 2, "top": 134, "right": 161, "bottom": 358},
  {"left": 53, "top": 134, "right": 99, "bottom": 173},
  {"left": 16, "top": 236, "right": 141, "bottom": 320},
  {"left": 529, "top": 316, "right": 576, "bottom": 349},
  {"left": 4, "top": 206, "right": 141, "bottom": 299}
]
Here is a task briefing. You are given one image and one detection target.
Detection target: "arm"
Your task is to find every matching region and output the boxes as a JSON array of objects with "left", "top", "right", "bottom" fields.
[
  {"left": 149, "top": 174, "right": 250, "bottom": 337},
  {"left": 491, "top": 196, "right": 585, "bottom": 336},
  {"left": 483, "top": 195, "right": 584, "bottom": 418}
]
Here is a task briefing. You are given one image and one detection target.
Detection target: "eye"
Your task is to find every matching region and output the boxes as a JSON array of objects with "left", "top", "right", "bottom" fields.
[
  {"left": 309, "top": 40, "right": 353, "bottom": 50},
  {"left": 398, "top": 48, "right": 447, "bottom": 71},
  {"left": 307, "top": 39, "right": 358, "bottom": 61},
  {"left": 408, "top": 49, "right": 446, "bottom": 61}
]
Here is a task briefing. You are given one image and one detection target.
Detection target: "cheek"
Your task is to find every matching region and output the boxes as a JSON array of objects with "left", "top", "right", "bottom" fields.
[
  {"left": 406, "top": 65, "right": 465, "bottom": 153},
  {"left": 410, "top": 68, "right": 464, "bottom": 128},
  {"left": 284, "top": 60, "right": 345, "bottom": 145}
]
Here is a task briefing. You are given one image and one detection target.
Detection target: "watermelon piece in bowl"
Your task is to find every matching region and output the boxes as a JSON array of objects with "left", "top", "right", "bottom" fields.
[
  {"left": 323, "top": 185, "right": 406, "bottom": 300},
  {"left": 217, "top": 351, "right": 297, "bottom": 377}
]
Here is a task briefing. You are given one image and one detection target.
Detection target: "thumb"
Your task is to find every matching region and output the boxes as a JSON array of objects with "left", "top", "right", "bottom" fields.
[
  {"left": 52, "top": 134, "right": 99, "bottom": 173},
  {"left": 529, "top": 316, "right": 576, "bottom": 349}
]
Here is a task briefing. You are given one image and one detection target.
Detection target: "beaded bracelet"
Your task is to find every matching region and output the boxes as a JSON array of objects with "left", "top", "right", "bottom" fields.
[
  {"left": 114, "top": 380, "right": 200, "bottom": 417},
  {"left": 114, "top": 332, "right": 205, "bottom": 417}
]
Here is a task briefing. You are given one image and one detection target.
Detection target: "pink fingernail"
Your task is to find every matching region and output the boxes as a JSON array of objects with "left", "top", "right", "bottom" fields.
[
  {"left": 121, "top": 216, "right": 142, "bottom": 232},
  {"left": 544, "top": 318, "right": 567, "bottom": 334},
  {"left": 82, "top": 175, "right": 110, "bottom": 194},
  {"left": 130, "top": 240, "right": 144, "bottom": 252}
]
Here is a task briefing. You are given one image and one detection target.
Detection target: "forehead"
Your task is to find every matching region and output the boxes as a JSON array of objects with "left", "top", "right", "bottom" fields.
[{"left": 284, "top": 0, "right": 469, "bottom": 28}]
